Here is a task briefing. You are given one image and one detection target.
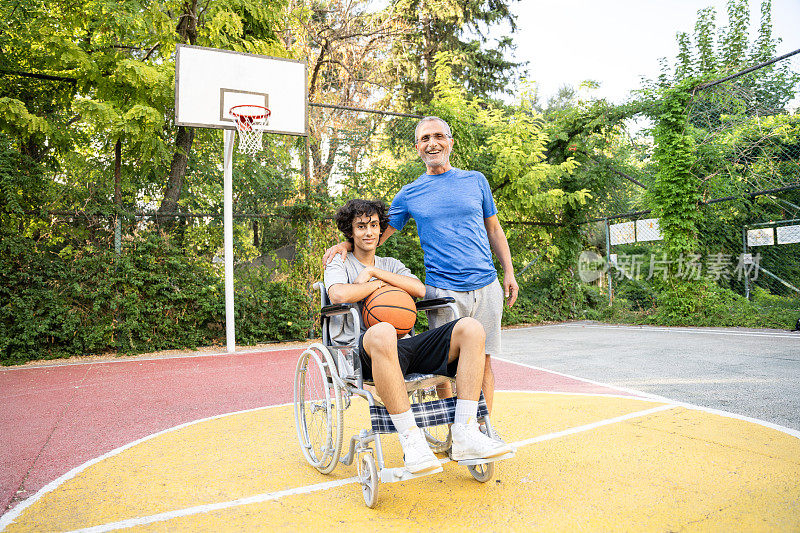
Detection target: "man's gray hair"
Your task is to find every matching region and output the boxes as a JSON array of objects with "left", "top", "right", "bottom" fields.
[{"left": 414, "top": 116, "right": 453, "bottom": 143}]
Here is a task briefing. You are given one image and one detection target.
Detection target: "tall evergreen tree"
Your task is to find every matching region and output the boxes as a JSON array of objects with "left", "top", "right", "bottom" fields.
[{"left": 386, "top": 0, "right": 523, "bottom": 108}]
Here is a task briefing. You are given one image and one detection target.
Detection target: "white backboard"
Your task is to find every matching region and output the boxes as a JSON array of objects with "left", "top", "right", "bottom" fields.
[{"left": 175, "top": 44, "right": 307, "bottom": 136}]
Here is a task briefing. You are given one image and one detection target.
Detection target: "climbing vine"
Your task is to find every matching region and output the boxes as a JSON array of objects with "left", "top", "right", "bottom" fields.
[{"left": 648, "top": 80, "right": 701, "bottom": 259}]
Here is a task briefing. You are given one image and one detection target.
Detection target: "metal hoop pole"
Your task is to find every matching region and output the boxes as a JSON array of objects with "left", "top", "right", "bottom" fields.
[{"left": 223, "top": 129, "right": 236, "bottom": 353}]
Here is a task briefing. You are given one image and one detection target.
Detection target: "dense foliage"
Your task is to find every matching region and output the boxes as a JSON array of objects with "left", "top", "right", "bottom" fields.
[{"left": 1, "top": 0, "right": 798, "bottom": 364}]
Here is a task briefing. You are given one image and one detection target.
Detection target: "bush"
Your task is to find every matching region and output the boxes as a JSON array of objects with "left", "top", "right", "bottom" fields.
[
  {"left": 0, "top": 232, "right": 315, "bottom": 365},
  {"left": 235, "top": 268, "right": 313, "bottom": 344},
  {"left": 615, "top": 280, "right": 657, "bottom": 310},
  {"left": 650, "top": 278, "right": 793, "bottom": 329}
]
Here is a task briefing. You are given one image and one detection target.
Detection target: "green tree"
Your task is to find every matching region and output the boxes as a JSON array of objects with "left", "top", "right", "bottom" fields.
[
  {"left": 0, "top": 0, "right": 292, "bottom": 224},
  {"left": 644, "top": 0, "right": 798, "bottom": 112},
  {"left": 387, "top": 0, "right": 523, "bottom": 108}
]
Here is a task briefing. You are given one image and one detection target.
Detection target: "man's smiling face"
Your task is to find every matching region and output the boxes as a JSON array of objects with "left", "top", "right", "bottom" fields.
[{"left": 414, "top": 120, "right": 454, "bottom": 171}]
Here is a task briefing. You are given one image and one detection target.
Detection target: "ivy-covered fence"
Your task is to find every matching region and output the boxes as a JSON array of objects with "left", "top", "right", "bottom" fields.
[{"left": 597, "top": 50, "right": 800, "bottom": 327}]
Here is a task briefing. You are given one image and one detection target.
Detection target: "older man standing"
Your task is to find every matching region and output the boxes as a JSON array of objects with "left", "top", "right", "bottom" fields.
[{"left": 325, "top": 116, "right": 518, "bottom": 416}]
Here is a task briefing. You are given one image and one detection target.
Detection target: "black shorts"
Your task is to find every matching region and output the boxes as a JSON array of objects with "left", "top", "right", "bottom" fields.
[{"left": 357, "top": 319, "right": 462, "bottom": 381}]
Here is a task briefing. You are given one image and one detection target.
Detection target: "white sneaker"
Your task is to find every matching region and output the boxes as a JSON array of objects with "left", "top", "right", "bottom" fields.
[
  {"left": 398, "top": 427, "right": 442, "bottom": 474},
  {"left": 451, "top": 421, "right": 514, "bottom": 461}
]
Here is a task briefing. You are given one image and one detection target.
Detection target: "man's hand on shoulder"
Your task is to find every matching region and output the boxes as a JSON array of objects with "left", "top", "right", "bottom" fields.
[{"left": 323, "top": 241, "right": 351, "bottom": 265}]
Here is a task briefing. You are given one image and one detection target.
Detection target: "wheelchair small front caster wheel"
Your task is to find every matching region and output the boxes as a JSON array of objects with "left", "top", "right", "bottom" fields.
[
  {"left": 359, "top": 453, "right": 379, "bottom": 508},
  {"left": 468, "top": 461, "right": 494, "bottom": 482}
]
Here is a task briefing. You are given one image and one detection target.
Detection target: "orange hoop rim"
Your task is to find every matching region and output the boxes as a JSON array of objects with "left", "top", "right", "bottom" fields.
[{"left": 229, "top": 105, "right": 271, "bottom": 123}]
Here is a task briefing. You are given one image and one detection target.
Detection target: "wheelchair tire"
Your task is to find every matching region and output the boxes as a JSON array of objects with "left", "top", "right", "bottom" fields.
[
  {"left": 359, "top": 453, "right": 379, "bottom": 508},
  {"left": 294, "top": 344, "right": 344, "bottom": 474},
  {"left": 468, "top": 416, "right": 498, "bottom": 482},
  {"left": 409, "top": 387, "right": 452, "bottom": 454},
  {"left": 467, "top": 461, "right": 494, "bottom": 483}
]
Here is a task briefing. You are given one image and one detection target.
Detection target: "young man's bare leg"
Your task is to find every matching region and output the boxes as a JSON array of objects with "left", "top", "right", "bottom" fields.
[{"left": 362, "top": 322, "right": 410, "bottom": 415}]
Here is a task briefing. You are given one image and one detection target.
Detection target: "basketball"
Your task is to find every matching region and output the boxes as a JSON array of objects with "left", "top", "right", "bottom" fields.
[{"left": 363, "top": 285, "right": 417, "bottom": 336}]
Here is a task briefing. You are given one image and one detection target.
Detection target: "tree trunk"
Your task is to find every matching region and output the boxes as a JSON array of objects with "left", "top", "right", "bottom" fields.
[
  {"left": 158, "top": 125, "right": 194, "bottom": 223},
  {"left": 114, "top": 138, "right": 122, "bottom": 206},
  {"left": 157, "top": 0, "right": 198, "bottom": 229}
]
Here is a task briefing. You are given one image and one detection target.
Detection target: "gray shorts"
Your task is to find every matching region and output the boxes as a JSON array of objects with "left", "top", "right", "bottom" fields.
[{"left": 425, "top": 278, "right": 503, "bottom": 356}]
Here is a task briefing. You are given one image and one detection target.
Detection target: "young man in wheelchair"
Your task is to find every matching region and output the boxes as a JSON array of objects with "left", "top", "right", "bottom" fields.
[{"left": 324, "top": 199, "right": 513, "bottom": 474}]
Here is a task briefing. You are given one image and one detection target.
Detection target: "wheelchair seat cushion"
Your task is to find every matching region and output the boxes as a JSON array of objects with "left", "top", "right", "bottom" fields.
[
  {"left": 357, "top": 318, "right": 462, "bottom": 381},
  {"left": 370, "top": 395, "right": 490, "bottom": 433}
]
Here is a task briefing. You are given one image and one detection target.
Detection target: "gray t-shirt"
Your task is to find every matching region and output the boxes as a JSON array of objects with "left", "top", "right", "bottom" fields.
[{"left": 323, "top": 253, "right": 419, "bottom": 346}]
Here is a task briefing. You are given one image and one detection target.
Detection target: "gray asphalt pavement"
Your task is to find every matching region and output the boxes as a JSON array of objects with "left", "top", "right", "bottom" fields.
[{"left": 500, "top": 321, "right": 800, "bottom": 431}]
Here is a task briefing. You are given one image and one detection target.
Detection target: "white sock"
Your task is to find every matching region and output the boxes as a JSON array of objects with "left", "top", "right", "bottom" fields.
[
  {"left": 390, "top": 410, "right": 416, "bottom": 435},
  {"left": 455, "top": 399, "right": 479, "bottom": 425}
]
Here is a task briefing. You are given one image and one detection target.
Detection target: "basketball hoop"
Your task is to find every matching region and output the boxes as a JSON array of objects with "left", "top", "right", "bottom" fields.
[{"left": 229, "top": 104, "right": 271, "bottom": 156}]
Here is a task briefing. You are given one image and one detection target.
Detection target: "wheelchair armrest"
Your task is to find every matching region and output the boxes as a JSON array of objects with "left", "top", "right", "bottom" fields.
[
  {"left": 415, "top": 297, "right": 455, "bottom": 311},
  {"left": 321, "top": 302, "right": 359, "bottom": 317}
]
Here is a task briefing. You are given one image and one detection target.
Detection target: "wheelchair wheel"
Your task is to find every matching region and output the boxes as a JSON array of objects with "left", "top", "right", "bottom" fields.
[
  {"left": 410, "top": 386, "right": 452, "bottom": 453},
  {"left": 294, "top": 344, "right": 344, "bottom": 474},
  {"left": 467, "top": 461, "right": 494, "bottom": 483},
  {"left": 468, "top": 417, "right": 498, "bottom": 482},
  {"left": 358, "top": 453, "right": 379, "bottom": 508}
]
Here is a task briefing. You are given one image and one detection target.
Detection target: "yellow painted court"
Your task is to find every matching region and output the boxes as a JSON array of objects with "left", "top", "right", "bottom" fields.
[{"left": 5, "top": 392, "right": 799, "bottom": 532}]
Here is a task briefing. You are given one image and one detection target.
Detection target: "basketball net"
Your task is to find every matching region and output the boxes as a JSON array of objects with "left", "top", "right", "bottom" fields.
[{"left": 229, "top": 105, "right": 271, "bottom": 156}]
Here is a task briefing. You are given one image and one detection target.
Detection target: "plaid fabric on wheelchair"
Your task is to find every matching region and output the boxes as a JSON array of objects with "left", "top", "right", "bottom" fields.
[{"left": 369, "top": 395, "right": 490, "bottom": 434}]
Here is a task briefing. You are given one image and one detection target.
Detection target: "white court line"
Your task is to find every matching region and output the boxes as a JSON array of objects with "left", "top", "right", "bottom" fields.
[
  {"left": 493, "top": 360, "right": 800, "bottom": 438},
  {"left": 531, "top": 322, "right": 800, "bottom": 339},
  {"left": 495, "top": 389, "right": 665, "bottom": 402},
  {"left": 67, "top": 477, "right": 359, "bottom": 533},
  {"left": 494, "top": 356, "right": 673, "bottom": 402},
  {"left": 509, "top": 404, "right": 677, "bottom": 447},
  {"left": 0, "top": 403, "right": 293, "bottom": 531},
  {"left": 662, "top": 401, "right": 800, "bottom": 439},
  {"left": 59, "top": 403, "right": 680, "bottom": 533}
]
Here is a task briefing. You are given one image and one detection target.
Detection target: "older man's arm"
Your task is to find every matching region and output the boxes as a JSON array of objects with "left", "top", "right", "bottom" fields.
[{"left": 484, "top": 215, "right": 518, "bottom": 306}]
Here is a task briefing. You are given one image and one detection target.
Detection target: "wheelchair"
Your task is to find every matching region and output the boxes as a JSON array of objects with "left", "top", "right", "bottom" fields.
[{"left": 293, "top": 282, "right": 513, "bottom": 508}]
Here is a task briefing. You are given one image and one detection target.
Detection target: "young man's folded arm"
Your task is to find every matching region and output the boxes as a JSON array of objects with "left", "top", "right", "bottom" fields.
[
  {"left": 327, "top": 268, "right": 425, "bottom": 304},
  {"left": 327, "top": 280, "right": 383, "bottom": 304},
  {"left": 365, "top": 267, "right": 425, "bottom": 298}
]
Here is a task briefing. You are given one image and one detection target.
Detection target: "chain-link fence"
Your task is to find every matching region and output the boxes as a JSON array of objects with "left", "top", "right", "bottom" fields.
[
  {"left": 603, "top": 214, "right": 663, "bottom": 310},
  {"left": 743, "top": 219, "right": 800, "bottom": 310},
  {"left": 578, "top": 50, "right": 799, "bottom": 316},
  {"left": 688, "top": 49, "right": 800, "bottom": 312}
]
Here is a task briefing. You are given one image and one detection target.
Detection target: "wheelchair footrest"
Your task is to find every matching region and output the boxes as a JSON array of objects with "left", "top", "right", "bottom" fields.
[
  {"left": 369, "top": 395, "right": 489, "bottom": 434},
  {"left": 379, "top": 463, "right": 445, "bottom": 483},
  {"left": 455, "top": 451, "right": 516, "bottom": 466}
]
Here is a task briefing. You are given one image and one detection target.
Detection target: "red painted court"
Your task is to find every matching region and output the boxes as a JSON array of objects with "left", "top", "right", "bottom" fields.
[{"left": 0, "top": 346, "right": 639, "bottom": 514}]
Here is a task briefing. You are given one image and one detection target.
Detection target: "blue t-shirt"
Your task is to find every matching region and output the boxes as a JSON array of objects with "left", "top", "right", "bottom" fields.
[{"left": 388, "top": 168, "right": 498, "bottom": 291}]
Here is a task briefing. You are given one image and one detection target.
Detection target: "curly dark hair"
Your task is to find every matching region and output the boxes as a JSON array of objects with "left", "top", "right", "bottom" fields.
[{"left": 335, "top": 199, "right": 390, "bottom": 245}]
